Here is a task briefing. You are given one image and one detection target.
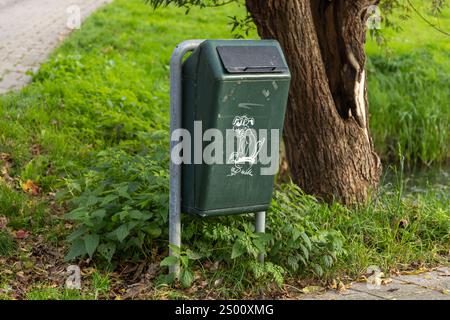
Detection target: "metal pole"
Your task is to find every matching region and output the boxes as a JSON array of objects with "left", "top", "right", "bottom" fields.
[
  {"left": 255, "top": 211, "right": 266, "bottom": 263},
  {"left": 169, "top": 40, "right": 203, "bottom": 276}
]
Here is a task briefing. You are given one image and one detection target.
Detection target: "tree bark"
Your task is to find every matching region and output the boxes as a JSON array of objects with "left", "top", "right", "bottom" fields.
[{"left": 246, "top": 0, "right": 382, "bottom": 204}]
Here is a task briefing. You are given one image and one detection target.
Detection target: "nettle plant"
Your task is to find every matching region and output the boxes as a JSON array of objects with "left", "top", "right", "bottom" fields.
[
  {"left": 64, "top": 143, "right": 344, "bottom": 286},
  {"left": 266, "top": 184, "right": 345, "bottom": 277},
  {"left": 168, "top": 183, "right": 346, "bottom": 286},
  {"left": 64, "top": 145, "right": 169, "bottom": 262}
]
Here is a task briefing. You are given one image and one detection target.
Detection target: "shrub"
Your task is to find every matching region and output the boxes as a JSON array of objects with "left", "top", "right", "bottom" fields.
[
  {"left": 65, "top": 145, "right": 345, "bottom": 287},
  {"left": 64, "top": 142, "right": 169, "bottom": 262},
  {"left": 179, "top": 183, "right": 345, "bottom": 285}
]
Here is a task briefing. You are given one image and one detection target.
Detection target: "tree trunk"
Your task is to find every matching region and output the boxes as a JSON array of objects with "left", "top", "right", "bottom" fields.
[{"left": 246, "top": 0, "right": 382, "bottom": 204}]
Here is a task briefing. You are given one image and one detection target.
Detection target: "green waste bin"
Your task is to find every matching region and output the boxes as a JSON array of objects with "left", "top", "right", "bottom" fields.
[{"left": 181, "top": 40, "right": 291, "bottom": 217}]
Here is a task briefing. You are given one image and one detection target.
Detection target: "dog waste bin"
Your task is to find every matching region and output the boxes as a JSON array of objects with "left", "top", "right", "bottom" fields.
[{"left": 179, "top": 40, "right": 291, "bottom": 217}]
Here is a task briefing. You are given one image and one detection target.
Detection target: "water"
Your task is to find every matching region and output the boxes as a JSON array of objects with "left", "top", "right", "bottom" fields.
[{"left": 382, "top": 165, "right": 450, "bottom": 195}]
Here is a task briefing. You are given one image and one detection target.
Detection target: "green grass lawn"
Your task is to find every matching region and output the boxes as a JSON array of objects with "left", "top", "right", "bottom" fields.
[
  {"left": 366, "top": 0, "right": 450, "bottom": 166},
  {"left": 0, "top": 0, "right": 448, "bottom": 299},
  {"left": 366, "top": 0, "right": 450, "bottom": 56}
]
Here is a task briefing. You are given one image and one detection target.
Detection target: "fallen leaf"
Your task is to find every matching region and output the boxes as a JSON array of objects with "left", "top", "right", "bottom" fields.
[
  {"left": 123, "top": 283, "right": 144, "bottom": 299},
  {"left": 131, "top": 261, "right": 146, "bottom": 281},
  {"left": 21, "top": 179, "right": 39, "bottom": 196},
  {"left": 301, "top": 286, "right": 324, "bottom": 294},
  {"left": 329, "top": 279, "right": 338, "bottom": 289},
  {"left": 210, "top": 261, "right": 219, "bottom": 272},
  {"left": 0, "top": 153, "right": 12, "bottom": 163},
  {"left": 398, "top": 219, "right": 409, "bottom": 229},
  {"left": 401, "top": 268, "right": 429, "bottom": 276},
  {"left": 81, "top": 267, "right": 95, "bottom": 276},
  {"left": 213, "top": 278, "right": 223, "bottom": 287},
  {"left": 30, "top": 144, "right": 42, "bottom": 156},
  {"left": 145, "top": 263, "right": 159, "bottom": 279},
  {"left": 15, "top": 230, "right": 29, "bottom": 239},
  {"left": 337, "top": 281, "right": 348, "bottom": 292},
  {"left": 64, "top": 223, "right": 73, "bottom": 230}
]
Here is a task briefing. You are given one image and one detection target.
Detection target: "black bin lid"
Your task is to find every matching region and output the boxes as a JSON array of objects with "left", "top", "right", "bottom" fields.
[{"left": 217, "top": 45, "right": 288, "bottom": 73}]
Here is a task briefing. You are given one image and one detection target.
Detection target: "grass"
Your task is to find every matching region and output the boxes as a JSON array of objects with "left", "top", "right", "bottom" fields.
[
  {"left": 91, "top": 271, "right": 110, "bottom": 299},
  {"left": 26, "top": 287, "right": 90, "bottom": 300},
  {"left": 314, "top": 185, "right": 449, "bottom": 277},
  {"left": 0, "top": 230, "right": 15, "bottom": 257},
  {"left": 0, "top": 181, "right": 49, "bottom": 232},
  {"left": 25, "top": 270, "right": 110, "bottom": 300},
  {"left": 367, "top": 51, "right": 450, "bottom": 166},
  {"left": 0, "top": 0, "right": 448, "bottom": 299},
  {"left": 366, "top": 0, "right": 450, "bottom": 167}
]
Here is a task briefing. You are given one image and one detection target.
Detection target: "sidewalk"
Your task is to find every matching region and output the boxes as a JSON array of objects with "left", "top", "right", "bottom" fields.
[
  {"left": 299, "top": 267, "right": 450, "bottom": 300},
  {"left": 0, "top": 0, "right": 111, "bottom": 93}
]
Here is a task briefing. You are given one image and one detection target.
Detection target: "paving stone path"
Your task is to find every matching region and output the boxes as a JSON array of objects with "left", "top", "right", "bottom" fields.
[
  {"left": 0, "top": 0, "right": 111, "bottom": 93},
  {"left": 300, "top": 267, "right": 450, "bottom": 300}
]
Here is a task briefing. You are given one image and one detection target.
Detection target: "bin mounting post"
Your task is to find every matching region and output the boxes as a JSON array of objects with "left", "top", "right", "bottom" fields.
[
  {"left": 169, "top": 40, "right": 204, "bottom": 276},
  {"left": 255, "top": 211, "right": 266, "bottom": 263}
]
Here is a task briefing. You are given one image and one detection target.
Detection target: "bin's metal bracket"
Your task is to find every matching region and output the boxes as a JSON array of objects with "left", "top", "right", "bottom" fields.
[
  {"left": 169, "top": 40, "right": 204, "bottom": 276},
  {"left": 255, "top": 211, "right": 266, "bottom": 263}
]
